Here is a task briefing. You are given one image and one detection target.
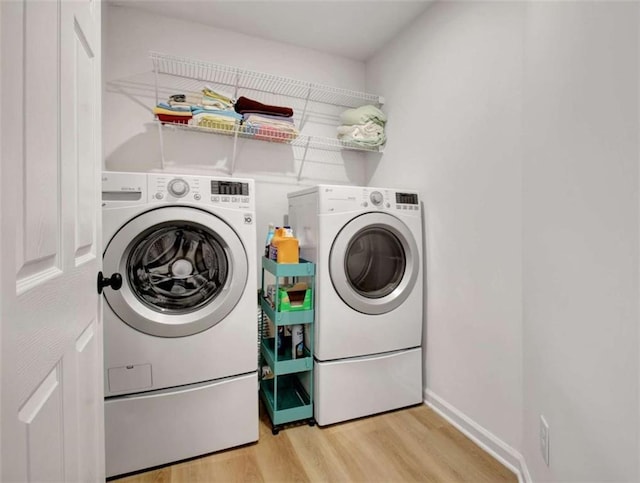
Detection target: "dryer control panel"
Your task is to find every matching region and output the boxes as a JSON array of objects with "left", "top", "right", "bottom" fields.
[
  {"left": 148, "top": 174, "right": 254, "bottom": 211},
  {"left": 316, "top": 185, "right": 420, "bottom": 215}
]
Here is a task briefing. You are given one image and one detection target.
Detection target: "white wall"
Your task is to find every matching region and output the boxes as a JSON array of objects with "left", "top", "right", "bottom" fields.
[
  {"left": 103, "top": 4, "right": 370, "bottom": 271},
  {"left": 522, "top": 2, "right": 638, "bottom": 481},
  {"left": 368, "top": 1, "right": 639, "bottom": 481},
  {"left": 366, "top": 0, "right": 524, "bottom": 455}
]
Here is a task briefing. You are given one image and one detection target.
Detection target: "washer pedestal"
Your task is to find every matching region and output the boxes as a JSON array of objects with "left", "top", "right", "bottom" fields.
[
  {"left": 105, "top": 372, "right": 258, "bottom": 478},
  {"left": 314, "top": 347, "right": 422, "bottom": 426}
]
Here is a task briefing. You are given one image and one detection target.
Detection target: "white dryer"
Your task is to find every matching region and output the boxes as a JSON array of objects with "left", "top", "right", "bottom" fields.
[
  {"left": 101, "top": 172, "right": 258, "bottom": 477},
  {"left": 288, "top": 185, "right": 423, "bottom": 426}
]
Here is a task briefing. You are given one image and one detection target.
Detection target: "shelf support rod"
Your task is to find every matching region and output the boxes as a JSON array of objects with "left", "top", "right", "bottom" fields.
[
  {"left": 157, "top": 122, "right": 166, "bottom": 171},
  {"left": 230, "top": 124, "right": 240, "bottom": 175},
  {"left": 233, "top": 69, "right": 240, "bottom": 100},
  {"left": 153, "top": 60, "right": 159, "bottom": 106},
  {"left": 297, "top": 137, "right": 311, "bottom": 181},
  {"left": 298, "top": 84, "right": 312, "bottom": 131}
]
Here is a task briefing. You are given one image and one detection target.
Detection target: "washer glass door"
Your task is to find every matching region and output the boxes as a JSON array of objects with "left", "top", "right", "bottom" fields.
[
  {"left": 103, "top": 206, "right": 248, "bottom": 337},
  {"left": 128, "top": 223, "right": 228, "bottom": 313},
  {"left": 330, "top": 213, "right": 419, "bottom": 315}
]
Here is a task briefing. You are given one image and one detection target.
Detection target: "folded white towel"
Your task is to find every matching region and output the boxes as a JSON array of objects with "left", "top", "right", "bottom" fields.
[
  {"left": 337, "top": 121, "right": 384, "bottom": 139},
  {"left": 337, "top": 121, "right": 386, "bottom": 146}
]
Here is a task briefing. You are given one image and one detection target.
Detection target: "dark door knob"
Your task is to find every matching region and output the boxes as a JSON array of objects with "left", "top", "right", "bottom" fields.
[{"left": 97, "top": 272, "right": 123, "bottom": 294}]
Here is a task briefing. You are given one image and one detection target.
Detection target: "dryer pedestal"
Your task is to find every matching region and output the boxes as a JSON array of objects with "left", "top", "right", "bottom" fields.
[
  {"left": 313, "top": 347, "right": 422, "bottom": 426},
  {"left": 105, "top": 372, "right": 258, "bottom": 478}
]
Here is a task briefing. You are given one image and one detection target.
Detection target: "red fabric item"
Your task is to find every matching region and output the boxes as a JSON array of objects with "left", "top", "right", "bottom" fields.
[
  {"left": 156, "top": 113, "right": 192, "bottom": 124},
  {"left": 234, "top": 96, "right": 293, "bottom": 117}
]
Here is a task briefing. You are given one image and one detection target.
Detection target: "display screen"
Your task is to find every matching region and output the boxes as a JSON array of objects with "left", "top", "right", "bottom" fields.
[
  {"left": 395, "top": 192, "right": 418, "bottom": 205},
  {"left": 211, "top": 181, "right": 249, "bottom": 196}
]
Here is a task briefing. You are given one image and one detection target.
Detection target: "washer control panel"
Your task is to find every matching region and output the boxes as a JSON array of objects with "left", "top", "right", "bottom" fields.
[
  {"left": 167, "top": 178, "right": 189, "bottom": 198},
  {"left": 370, "top": 191, "right": 384, "bottom": 206},
  {"left": 148, "top": 174, "right": 254, "bottom": 210}
]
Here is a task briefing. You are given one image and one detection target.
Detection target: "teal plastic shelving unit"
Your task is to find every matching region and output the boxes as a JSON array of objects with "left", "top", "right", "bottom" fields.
[{"left": 259, "top": 257, "right": 315, "bottom": 434}]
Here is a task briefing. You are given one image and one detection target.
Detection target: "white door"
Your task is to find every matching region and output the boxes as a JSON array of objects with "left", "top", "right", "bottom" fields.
[{"left": 1, "top": 0, "right": 104, "bottom": 481}]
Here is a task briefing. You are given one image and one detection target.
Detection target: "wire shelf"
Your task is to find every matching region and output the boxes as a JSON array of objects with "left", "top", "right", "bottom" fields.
[
  {"left": 157, "top": 119, "right": 383, "bottom": 153},
  {"left": 151, "top": 51, "right": 384, "bottom": 108}
]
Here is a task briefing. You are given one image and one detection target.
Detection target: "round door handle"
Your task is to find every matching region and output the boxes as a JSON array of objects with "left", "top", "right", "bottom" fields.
[{"left": 97, "top": 271, "right": 123, "bottom": 294}]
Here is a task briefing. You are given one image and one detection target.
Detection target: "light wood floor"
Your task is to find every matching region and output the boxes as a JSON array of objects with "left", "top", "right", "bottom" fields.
[{"left": 113, "top": 403, "right": 517, "bottom": 482}]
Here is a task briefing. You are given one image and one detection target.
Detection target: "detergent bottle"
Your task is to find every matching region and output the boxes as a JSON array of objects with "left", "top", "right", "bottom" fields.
[{"left": 269, "top": 227, "right": 299, "bottom": 264}]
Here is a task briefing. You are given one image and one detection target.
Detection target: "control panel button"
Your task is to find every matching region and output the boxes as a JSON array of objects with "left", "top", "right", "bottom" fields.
[
  {"left": 370, "top": 191, "right": 384, "bottom": 206},
  {"left": 362, "top": 201, "right": 369, "bottom": 207},
  {"left": 193, "top": 193, "right": 201, "bottom": 201},
  {"left": 231, "top": 197, "right": 238, "bottom": 202},
  {"left": 155, "top": 192, "right": 164, "bottom": 200},
  {"left": 168, "top": 178, "right": 189, "bottom": 198},
  {"left": 241, "top": 197, "right": 249, "bottom": 203},
  {"left": 221, "top": 196, "right": 230, "bottom": 202},
  {"left": 386, "top": 202, "right": 391, "bottom": 208},
  {"left": 211, "top": 196, "right": 219, "bottom": 202}
]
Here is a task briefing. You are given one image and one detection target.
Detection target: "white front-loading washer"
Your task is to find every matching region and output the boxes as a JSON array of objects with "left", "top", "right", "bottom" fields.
[
  {"left": 101, "top": 172, "right": 258, "bottom": 477},
  {"left": 288, "top": 185, "right": 423, "bottom": 426}
]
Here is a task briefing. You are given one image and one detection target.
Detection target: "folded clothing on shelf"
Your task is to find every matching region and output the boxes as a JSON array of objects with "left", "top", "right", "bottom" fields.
[
  {"left": 157, "top": 102, "right": 191, "bottom": 113},
  {"left": 192, "top": 108, "right": 243, "bottom": 120},
  {"left": 243, "top": 113, "right": 298, "bottom": 142},
  {"left": 155, "top": 114, "right": 192, "bottom": 124},
  {"left": 202, "top": 86, "right": 234, "bottom": 104},
  {"left": 337, "top": 121, "right": 386, "bottom": 147},
  {"left": 337, "top": 104, "right": 386, "bottom": 148},
  {"left": 202, "top": 97, "right": 234, "bottom": 110},
  {"left": 202, "top": 86, "right": 235, "bottom": 110},
  {"left": 153, "top": 104, "right": 193, "bottom": 124},
  {"left": 193, "top": 108, "right": 242, "bottom": 131},
  {"left": 339, "top": 104, "right": 387, "bottom": 127},
  {"left": 168, "top": 100, "right": 192, "bottom": 109},
  {"left": 235, "top": 96, "right": 294, "bottom": 117}
]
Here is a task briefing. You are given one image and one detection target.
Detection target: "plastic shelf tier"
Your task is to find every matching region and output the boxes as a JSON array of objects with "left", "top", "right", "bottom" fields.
[{"left": 259, "top": 257, "right": 315, "bottom": 432}]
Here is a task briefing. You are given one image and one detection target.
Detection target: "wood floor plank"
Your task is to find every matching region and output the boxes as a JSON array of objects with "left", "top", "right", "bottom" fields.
[
  {"left": 113, "top": 466, "right": 171, "bottom": 483},
  {"left": 406, "top": 407, "right": 515, "bottom": 481},
  {"left": 285, "top": 424, "right": 352, "bottom": 482},
  {"left": 112, "top": 403, "right": 518, "bottom": 483},
  {"left": 249, "top": 409, "right": 309, "bottom": 482},
  {"left": 383, "top": 409, "right": 465, "bottom": 482}
]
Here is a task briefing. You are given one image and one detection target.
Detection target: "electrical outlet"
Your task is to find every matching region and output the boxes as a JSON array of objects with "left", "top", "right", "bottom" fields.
[{"left": 540, "top": 415, "right": 550, "bottom": 466}]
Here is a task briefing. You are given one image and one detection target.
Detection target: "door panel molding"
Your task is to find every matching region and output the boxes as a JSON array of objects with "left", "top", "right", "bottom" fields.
[{"left": 17, "top": 0, "right": 61, "bottom": 282}]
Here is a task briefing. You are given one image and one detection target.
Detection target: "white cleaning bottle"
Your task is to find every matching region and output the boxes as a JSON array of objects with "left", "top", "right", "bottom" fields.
[
  {"left": 291, "top": 324, "right": 304, "bottom": 359},
  {"left": 264, "top": 223, "right": 275, "bottom": 257}
]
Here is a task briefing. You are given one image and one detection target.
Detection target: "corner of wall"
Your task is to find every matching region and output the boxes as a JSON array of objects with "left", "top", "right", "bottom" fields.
[{"left": 424, "top": 389, "right": 531, "bottom": 483}]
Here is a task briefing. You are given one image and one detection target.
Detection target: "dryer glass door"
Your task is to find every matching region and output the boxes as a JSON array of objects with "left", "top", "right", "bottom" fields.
[
  {"left": 103, "top": 207, "right": 248, "bottom": 337},
  {"left": 330, "top": 212, "right": 419, "bottom": 315},
  {"left": 345, "top": 227, "right": 405, "bottom": 299}
]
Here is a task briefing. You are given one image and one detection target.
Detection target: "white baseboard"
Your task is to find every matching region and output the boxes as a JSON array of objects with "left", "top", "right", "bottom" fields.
[{"left": 424, "top": 389, "right": 531, "bottom": 483}]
